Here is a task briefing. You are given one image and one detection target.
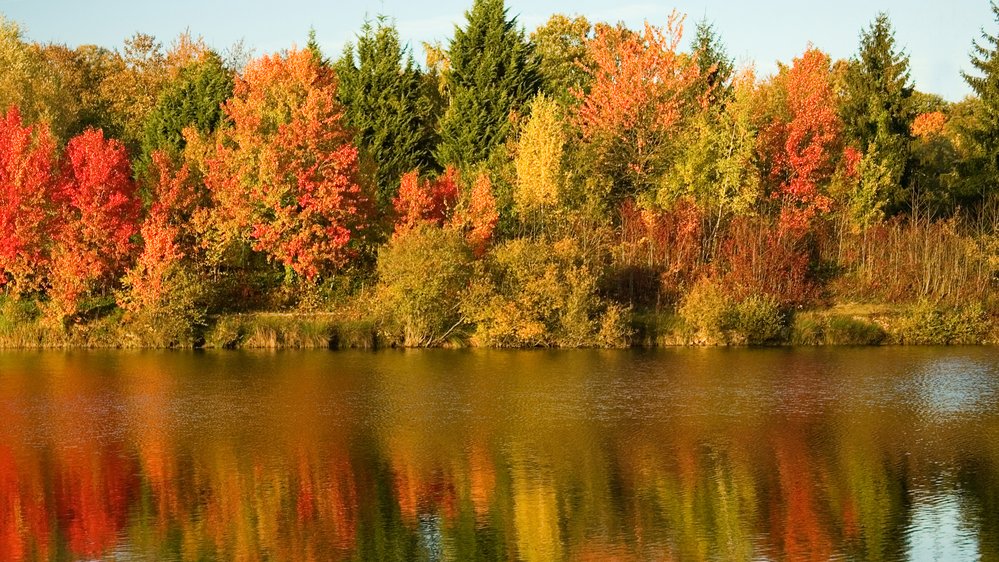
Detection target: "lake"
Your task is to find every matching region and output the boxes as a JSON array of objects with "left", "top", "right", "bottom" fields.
[{"left": 0, "top": 348, "right": 996, "bottom": 561}]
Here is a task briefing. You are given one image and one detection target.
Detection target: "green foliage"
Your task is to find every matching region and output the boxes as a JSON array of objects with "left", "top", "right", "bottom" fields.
[
  {"left": 335, "top": 18, "right": 440, "bottom": 206},
  {"left": 375, "top": 225, "right": 474, "bottom": 346},
  {"left": 679, "top": 279, "right": 785, "bottom": 345},
  {"left": 692, "top": 19, "right": 734, "bottom": 102},
  {"left": 791, "top": 313, "right": 886, "bottom": 345},
  {"left": 436, "top": 0, "right": 541, "bottom": 167},
  {"left": 141, "top": 51, "right": 234, "bottom": 161},
  {"left": 120, "top": 264, "right": 206, "bottom": 348},
  {"left": 462, "top": 237, "right": 629, "bottom": 347},
  {"left": 840, "top": 13, "right": 915, "bottom": 218},
  {"left": 530, "top": 14, "right": 592, "bottom": 104},
  {"left": 894, "top": 300, "right": 989, "bottom": 344},
  {"left": 961, "top": 2, "right": 999, "bottom": 207}
]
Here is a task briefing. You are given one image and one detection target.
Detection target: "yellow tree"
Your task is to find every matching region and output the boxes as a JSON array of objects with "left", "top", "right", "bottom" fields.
[{"left": 515, "top": 94, "right": 566, "bottom": 232}]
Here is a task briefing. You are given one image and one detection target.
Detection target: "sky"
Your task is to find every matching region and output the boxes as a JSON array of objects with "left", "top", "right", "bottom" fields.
[{"left": 0, "top": 0, "right": 992, "bottom": 101}]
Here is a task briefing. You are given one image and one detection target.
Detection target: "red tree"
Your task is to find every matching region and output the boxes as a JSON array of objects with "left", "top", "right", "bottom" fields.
[
  {"left": 49, "top": 128, "right": 140, "bottom": 316},
  {"left": 756, "top": 48, "right": 841, "bottom": 235},
  {"left": 392, "top": 166, "right": 459, "bottom": 236},
  {"left": 464, "top": 173, "right": 498, "bottom": 258},
  {"left": 0, "top": 107, "right": 58, "bottom": 292},
  {"left": 206, "top": 48, "right": 371, "bottom": 281}
]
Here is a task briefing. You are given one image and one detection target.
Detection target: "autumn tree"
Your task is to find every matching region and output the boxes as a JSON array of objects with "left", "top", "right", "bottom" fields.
[
  {"left": 840, "top": 13, "right": 915, "bottom": 219},
  {"left": 464, "top": 173, "right": 499, "bottom": 257},
  {"left": 0, "top": 17, "right": 77, "bottom": 142},
  {"left": 392, "top": 167, "right": 459, "bottom": 235},
  {"left": 49, "top": 128, "right": 140, "bottom": 319},
  {"left": 576, "top": 14, "right": 704, "bottom": 201},
  {"left": 0, "top": 107, "right": 58, "bottom": 293},
  {"left": 531, "top": 15, "right": 593, "bottom": 105},
  {"left": 514, "top": 94, "right": 566, "bottom": 231},
  {"left": 205, "top": 48, "right": 371, "bottom": 281},
  {"left": 335, "top": 18, "right": 440, "bottom": 206},
  {"left": 436, "top": 0, "right": 541, "bottom": 167},
  {"left": 755, "top": 48, "right": 841, "bottom": 235}
]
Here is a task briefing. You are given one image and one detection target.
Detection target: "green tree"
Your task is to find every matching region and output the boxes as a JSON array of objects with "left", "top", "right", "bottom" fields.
[
  {"left": 840, "top": 13, "right": 915, "bottom": 220},
  {"left": 530, "top": 15, "right": 592, "bottom": 105},
  {"left": 141, "top": 50, "right": 234, "bottom": 161},
  {"left": 692, "top": 18, "right": 735, "bottom": 103},
  {"left": 436, "top": 0, "right": 541, "bottom": 168},
  {"left": 961, "top": 1, "right": 999, "bottom": 207},
  {"left": 335, "top": 18, "right": 440, "bottom": 206}
]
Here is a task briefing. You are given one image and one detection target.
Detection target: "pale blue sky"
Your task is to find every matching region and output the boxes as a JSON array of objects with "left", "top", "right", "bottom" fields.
[{"left": 0, "top": 0, "right": 992, "bottom": 101}]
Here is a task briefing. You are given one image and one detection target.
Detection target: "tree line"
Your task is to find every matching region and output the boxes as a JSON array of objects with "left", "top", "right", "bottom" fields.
[{"left": 0, "top": 1, "right": 997, "bottom": 347}]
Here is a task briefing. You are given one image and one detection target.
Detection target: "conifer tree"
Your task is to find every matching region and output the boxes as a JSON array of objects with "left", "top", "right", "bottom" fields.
[
  {"left": 335, "top": 18, "right": 440, "bottom": 206},
  {"left": 692, "top": 19, "right": 734, "bottom": 103},
  {"left": 962, "top": 1, "right": 999, "bottom": 205},
  {"left": 840, "top": 13, "right": 915, "bottom": 219},
  {"left": 436, "top": 0, "right": 541, "bottom": 168}
]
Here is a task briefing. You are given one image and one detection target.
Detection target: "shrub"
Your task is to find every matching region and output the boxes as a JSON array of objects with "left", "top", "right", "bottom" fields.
[
  {"left": 679, "top": 279, "right": 786, "bottom": 345},
  {"left": 895, "top": 300, "right": 988, "bottom": 345},
  {"left": 375, "top": 225, "right": 474, "bottom": 346},
  {"left": 462, "top": 237, "right": 630, "bottom": 347}
]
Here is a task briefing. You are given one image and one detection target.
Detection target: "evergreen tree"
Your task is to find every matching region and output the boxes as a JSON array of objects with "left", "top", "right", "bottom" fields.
[
  {"left": 840, "top": 13, "right": 915, "bottom": 219},
  {"left": 961, "top": 1, "right": 999, "bottom": 206},
  {"left": 141, "top": 50, "right": 234, "bottom": 160},
  {"left": 436, "top": 0, "right": 541, "bottom": 168},
  {"left": 692, "top": 19, "right": 734, "bottom": 103},
  {"left": 335, "top": 18, "right": 440, "bottom": 206}
]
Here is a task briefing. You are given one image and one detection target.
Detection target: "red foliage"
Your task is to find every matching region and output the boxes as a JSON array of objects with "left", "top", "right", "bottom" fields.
[
  {"left": 49, "top": 128, "right": 140, "bottom": 313},
  {"left": 0, "top": 107, "right": 58, "bottom": 291},
  {"left": 465, "top": 173, "right": 499, "bottom": 258},
  {"left": 757, "top": 48, "right": 840, "bottom": 236},
  {"left": 206, "top": 48, "right": 371, "bottom": 280},
  {"left": 716, "top": 217, "right": 814, "bottom": 306},
  {"left": 392, "top": 166, "right": 459, "bottom": 236},
  {"left": 617, "top": 198, "right": 703, "bottom": 304}
]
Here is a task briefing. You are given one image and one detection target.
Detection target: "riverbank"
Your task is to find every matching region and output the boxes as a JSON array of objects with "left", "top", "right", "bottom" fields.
[{"left": 1, "top": 301, "right": 995, "bottom": 349}]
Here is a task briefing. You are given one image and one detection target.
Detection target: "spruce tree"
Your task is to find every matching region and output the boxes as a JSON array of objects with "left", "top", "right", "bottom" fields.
[
  {"left": 840, "top": 13, "right": 915, "bottom": 218},
  {"left": 141, "top": 50, "right": 234, "bottom": 159},
  {"left": 436, "top": 0, "right": 541, "bottom": 168},
  {"left": 962, "top": 1, "right": 999, "bottom": 204},
  {"left": 335, "top": 18, "right": 440, "bottom": 206},
  {"left": 692, "top": 19, "right": 734, "bottom": 103}
]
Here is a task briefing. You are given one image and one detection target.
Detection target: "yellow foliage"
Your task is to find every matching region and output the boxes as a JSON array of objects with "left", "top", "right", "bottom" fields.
[{"left": 515, "top": 94, "right": 566, "bottom": 226}]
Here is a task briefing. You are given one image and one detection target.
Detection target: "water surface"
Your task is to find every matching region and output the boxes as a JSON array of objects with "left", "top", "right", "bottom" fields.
[{"left": 0, "top": 348, "right": 996, "bottom": 561}]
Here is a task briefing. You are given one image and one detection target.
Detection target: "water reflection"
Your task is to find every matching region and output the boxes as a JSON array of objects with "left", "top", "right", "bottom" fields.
[{"left": 0, "top": 348, "right": 996, "bottom": 561}]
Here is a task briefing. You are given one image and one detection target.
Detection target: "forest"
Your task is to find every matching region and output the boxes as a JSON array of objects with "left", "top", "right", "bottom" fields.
[{"left": 0, "top": 0, "right": 997, "bottom": 348}]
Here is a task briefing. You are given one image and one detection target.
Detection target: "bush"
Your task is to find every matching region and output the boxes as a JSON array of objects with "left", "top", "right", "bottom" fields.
[
  {"left": 679, "top": 279, "right": 786, "bottom": 345},
  {"left": 462, "top": 237, "right": 630, "bottom": 347},
  {"left": 895, "top": 300, "right": 988, "bottom": 345},
  {"left": 790, "top": 313, "right": 886, "bottom": 345},
  {"left": 374, "top": 225, "right": 474, "bottom": 347}
]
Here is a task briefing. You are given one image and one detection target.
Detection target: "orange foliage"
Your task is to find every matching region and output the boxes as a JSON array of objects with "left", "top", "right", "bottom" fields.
[
  {"left": 206, "top": 48, "right": 370, "bottom": 280},
  {"left": 911, "top": 111, "right": 947, "bottom": 138},
  {"left": 392, "top": 166, "right": 459, "bottom": 236},
  {"left": 0, "top": 107, "right": 58, "bottom": 291},
  {"left": 576, "top": 14, "right": 704, "bottom": 186},
  {"left": 464, "top": 173, "right": 499, "bottom": 257},
  {"left": 757, "top": 48, "right": 840, "bottom": 235}
]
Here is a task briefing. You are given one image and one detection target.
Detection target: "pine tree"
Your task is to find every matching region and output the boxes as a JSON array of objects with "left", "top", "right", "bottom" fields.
[
  {"left": 141, "top": 50, "right": 234, "bottom": 160},
  {"left": 436, "top": 0, "right": 541, "bottom": 168},
  {"left": 335, "top": 18, "right": 440, "bottom": 206},
  {"left": 692, "top": 19, "right": 734, "bottom": 103},
  {"left": 962, "top": 1, "right": 999, "bottom": 205},
  {"left": 840, "top": 13, "right": 914, "bottom": 219}
]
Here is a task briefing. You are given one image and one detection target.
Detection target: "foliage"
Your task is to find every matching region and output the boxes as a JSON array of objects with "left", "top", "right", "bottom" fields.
[
  {"left": 514, "top": 94, "right": 566, "bottom": 230},
  {"left": 48, "top": 128, "right": 140, "bottom": 321},
  {"left": 895, "top": 299, "right": 988, "bottom": 344},
  {"left": 375, "top": 225, "right": 474, "bottom": 346},
  {"left": 0, "top": 107, "right": 58, "bottom": 293},
  {"left": 336, "top": 19, "right": 440, "bottom": 205},
  {"left": 436, "top": 0, "right": 541, "bottom": 167},
  {"left": 392, "top": 166, "right": 459, "bottom": 235},
  {"left": 205, "top": 48, "right": 371, "bottom": 281},
  {"left": 962, "top": 2, "right": 999, "bottom": 208},
  {"left": 530, "top": 15, "right": 593, "bottom": 104},
  {"left": 840, "top": 13, "right": 915, "bottom": 219},
  {"left": 679, "top": 278, "right": 785, "bottom": 345},
  {"left": 464, "top": 173, "right": 500, "bottom": 257},
  {"left": 576, "top": 14, "right": 704, "bottom": 199},
  {"left": 141, "top": 50, "right": 234, "bottom": 161},
  {"left": 462, "top": 237, "right": 629, "bottom": 347}
]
